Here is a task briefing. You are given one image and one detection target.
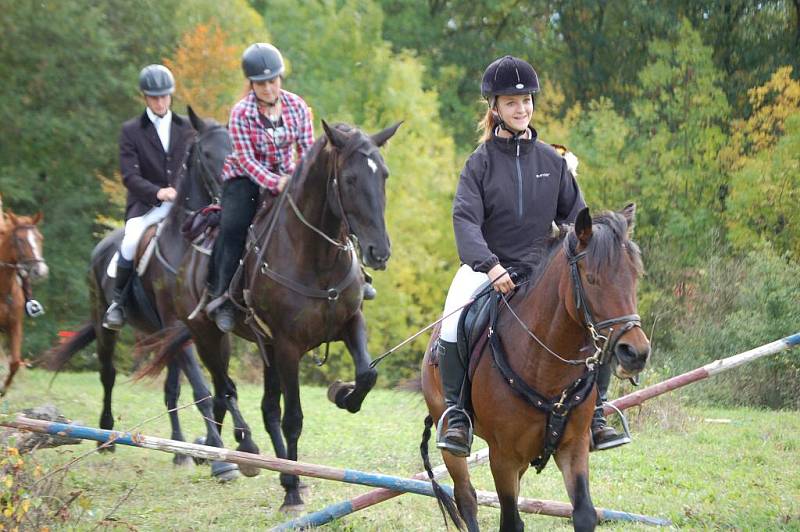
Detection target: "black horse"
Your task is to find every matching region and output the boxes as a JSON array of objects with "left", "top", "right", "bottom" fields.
[
  {"left": 46, "top": 108, "right": 241, "bottom": 478},
  {"left": 143, "top": 120, "right": 401, "bottom": 510}
]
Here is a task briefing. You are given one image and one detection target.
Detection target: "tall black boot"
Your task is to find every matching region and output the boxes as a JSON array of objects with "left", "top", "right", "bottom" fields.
[
  {"left": 102, "top": 259, "right": 134, "bottom": 331},
  {"left": 436, "top": 339, "right": 472, "bottom": 457},
  {"left": 591, "top": 363, "right": 629, "bottom": 450}
]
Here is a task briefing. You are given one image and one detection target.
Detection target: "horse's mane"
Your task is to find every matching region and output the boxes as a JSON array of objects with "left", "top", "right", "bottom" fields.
[{"left": 526, "top": 210, "right": 642, "bottom": 289}]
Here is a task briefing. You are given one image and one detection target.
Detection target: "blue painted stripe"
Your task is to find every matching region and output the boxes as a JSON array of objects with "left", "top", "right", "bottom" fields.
[
  {"left": 341, "top": 469, "right": 454, "bottom": 498},
  {"left": 41, "top": 421, "right": 140, "bottom": 446},
  {"left": 600, "top": 508, "right": 672, "bottom": 526},
  {"left": 785, "top": 332, "right": 800, "bottom": 347},
  {"left": 274, "top": 501, "right": 354, "bottom": 530}
]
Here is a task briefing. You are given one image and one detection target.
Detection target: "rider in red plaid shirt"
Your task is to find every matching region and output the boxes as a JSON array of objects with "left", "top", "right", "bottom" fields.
[
  {"left": 208, "top": 43, "right": 314, "bottom": 332},
  {"left": 221, "top": 84, "right": 313, "bottom": 191}
]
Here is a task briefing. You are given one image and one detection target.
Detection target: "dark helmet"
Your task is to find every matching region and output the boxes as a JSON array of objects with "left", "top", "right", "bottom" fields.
[
  {"left": 480, "top": 55, "right": 539, "bottom": 100},
  {"left": 138, "top": 64, "right": 175, "bottom": 96},
  {"left": 242, "top": 43, "right": 285, "bottom": 81}
]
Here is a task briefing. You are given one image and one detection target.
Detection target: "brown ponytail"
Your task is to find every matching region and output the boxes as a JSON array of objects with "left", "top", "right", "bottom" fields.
[{"left": 478, "top": 107, "right": 497, "bottom": 143}]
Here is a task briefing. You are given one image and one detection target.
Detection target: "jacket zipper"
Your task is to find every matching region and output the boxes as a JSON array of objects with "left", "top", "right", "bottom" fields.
[{"left": 515, "top": 139, "right": 523, "bottom": 219}]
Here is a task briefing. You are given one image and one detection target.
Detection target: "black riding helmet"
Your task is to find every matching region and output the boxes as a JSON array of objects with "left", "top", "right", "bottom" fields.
[
  {"left": 242, "top": 43, "right": 285, "bottom": 81},
  {"left": 481, "top": 55, "right": 539, "bottom": 100},
  {"left": 139, "top": 65, "right": 175, "bottom": 96}
]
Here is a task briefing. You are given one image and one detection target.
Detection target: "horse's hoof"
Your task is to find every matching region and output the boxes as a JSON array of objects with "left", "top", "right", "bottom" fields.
[
  {"left": 211, "top": 461, "right": 240, "bottom": 482},
  {"left": 97, "top": 442, "right": 116, "bottom": 454},
  {"left": 173, "top": 453, "right": 193, "bottom": 467},
  {"left": 327, "top": 380, "right": 356, "bottom": 409},
  {"left": 235, "top": 442, "right": 261, "bottom": 477},
  {"left": 192, "top": 436, "right": 209, "bottom": 465},
  {"left": 238, "top": 463, "right": 261, "bottom": 477},
  {"left": 279, "top": 503, "right": 305, "bottom": 515}
]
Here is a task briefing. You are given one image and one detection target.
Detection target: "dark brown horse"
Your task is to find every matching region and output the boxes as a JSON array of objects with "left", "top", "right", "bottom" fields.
[
  {"left": 0, "top": 200, "right": 48, "bottom": 396},
  {"left": 145, "top": 120, "right": 400, "bottom": 510},
  {"left": 421, "top": 205, "right": 651, "bottom": 531},
  {"left": 45, "top": 108, "right": 237, "bottom": 472}
]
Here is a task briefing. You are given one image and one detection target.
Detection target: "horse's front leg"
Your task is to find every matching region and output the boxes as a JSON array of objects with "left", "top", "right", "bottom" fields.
[
  {"left": 272, "top": 340, "right": 305, "bottom": 513},
  {"left": 0, "top": 318, "right": 23, "bottom": 396},
  {"left": 261, "top": 346, "right": 287, "bottom": 458},
  {"left": 554, "top": 413, "right": 597, "bottom": 532},
  {"left": 489, "top": 448, "right": 526, "bottom": 532},
  {"left": 327, "top": 310, "right": 377, "bottom": 413},
  {"left": 95, "top": 325, "right": 117, "bottom": 452}
]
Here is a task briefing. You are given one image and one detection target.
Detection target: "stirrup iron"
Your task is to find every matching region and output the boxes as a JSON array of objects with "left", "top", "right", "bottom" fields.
[
  {"left": 435, "top": 405, "right": 474, "bottom": 456},
  {"left": 590, "top": 401, "right": 632, "bottom": 451}
]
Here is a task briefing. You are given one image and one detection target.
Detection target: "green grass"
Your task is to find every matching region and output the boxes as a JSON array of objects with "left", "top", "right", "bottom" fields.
[{"left": 2, "top": 368, "right": 799, "bottom": 531}]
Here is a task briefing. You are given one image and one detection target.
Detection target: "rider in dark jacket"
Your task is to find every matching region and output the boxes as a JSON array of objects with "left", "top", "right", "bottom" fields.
[{"left": 437, "top": 55, "right": 625, "bottom": 457}]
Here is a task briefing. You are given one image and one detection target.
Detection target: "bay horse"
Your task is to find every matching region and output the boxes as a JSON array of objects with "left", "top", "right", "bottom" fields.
[
  {"left": 45, "top": 108, "right": 237, "bottom": 472},
  {"left": 145, "top": 120, "right": 400, "bottom": 510},
  {"left": 0, "top": 201, "right": 48, "bottom": 396},
  {"left": 421, "top": 205, "right": 651, "bottom": 531}
]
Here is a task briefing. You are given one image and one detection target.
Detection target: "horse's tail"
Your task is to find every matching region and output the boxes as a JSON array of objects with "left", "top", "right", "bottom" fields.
[
  {"left": 133, "top": 324, "right": 193, "bottom": 380},
  {"left": 41, "top": 323, "right": 96, "bottom": 371},
  {"left": 421, "top": 414, "right": 464, "bottom": 531}
]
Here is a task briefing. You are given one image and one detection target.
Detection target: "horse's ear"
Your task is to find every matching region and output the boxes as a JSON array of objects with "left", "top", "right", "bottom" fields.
[
  {"left": 322, "top": 120, "right": 348, "bottom": 149},
  {"left": 6, "top": 210, "right": 17, "bottom": 225},
  {"left": 187, "top": 105, "right": 205, "bottom": 133},
  {"left": 372, "top": 121, "right": 402, "bottom": 147},
  {"left": 32, "top": 211, "right": 43, "bottom": 224},
  {"left": 621, "top": 203, "right": 636, "bottom": 236},
  {"left": 575, "top": 207, "right": 593, "bottom": 246}
]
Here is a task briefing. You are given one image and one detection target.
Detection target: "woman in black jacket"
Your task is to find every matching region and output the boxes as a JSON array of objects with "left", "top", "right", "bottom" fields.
[{"left": 437, "top": 55, "right": 623, "bottom": 457}]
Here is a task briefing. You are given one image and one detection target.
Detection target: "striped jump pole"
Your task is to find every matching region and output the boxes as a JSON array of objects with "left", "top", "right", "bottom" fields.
[
  {"left": 284, "top": 331, "right": 800, "bottom": 529},
  {"left": 0, "top": 416, "right": 670, "bottom": 527},
  {"left": 606, "top": 331, "right": 800, "bottom": 414}
]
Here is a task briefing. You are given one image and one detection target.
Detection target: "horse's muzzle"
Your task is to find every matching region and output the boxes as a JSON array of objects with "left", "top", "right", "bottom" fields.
[
  {"left": 613, "top": 340, "right": 650, "bottom": 376},
  {"left": 31, "top": 263, "right": 50, "bottom": 281},
  {"left": 364, "top": 244, "right": 390, "bottom": 270}
]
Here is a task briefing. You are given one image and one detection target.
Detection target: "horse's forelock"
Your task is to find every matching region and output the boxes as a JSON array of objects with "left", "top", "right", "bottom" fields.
[{"left": 584, "top": 211, "right": 643, "bottom": 277}]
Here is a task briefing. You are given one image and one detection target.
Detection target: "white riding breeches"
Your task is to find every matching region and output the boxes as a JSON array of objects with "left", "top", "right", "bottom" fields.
[
  {"left": 120, "top": 202, "right": 173, "bottom": 261},
  {"left": 440, "top": 264, "right": 490, "bottom": 343}
]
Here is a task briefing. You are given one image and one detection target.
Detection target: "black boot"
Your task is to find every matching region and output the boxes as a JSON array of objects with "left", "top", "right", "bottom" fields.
[
  {"left": 436, "top": 339, "right": 472, "bottom": 457},
  {"left": 591, "top": 364, "right": 630, "bottom": 451},
  {"left": 210, "top": 301, "right": 236, "bottom": 333},
  {"left": 102, "top": 259, "right": 134, "bottom": 331}
]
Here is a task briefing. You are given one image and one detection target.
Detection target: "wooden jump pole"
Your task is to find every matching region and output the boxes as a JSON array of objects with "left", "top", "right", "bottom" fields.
[
  {"left": 282, "top": 331, "right": 800, "bottom": 529},
  {"left": 0, "top": 416, "right": 670, "bottom": 527},
  {"left": 606, "top": 331, "right": 800, "bottom": 414}
]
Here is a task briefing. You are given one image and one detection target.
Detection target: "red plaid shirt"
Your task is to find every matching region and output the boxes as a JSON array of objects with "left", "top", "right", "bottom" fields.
[{"left": 221, "top": 89, "right": 314, "bottom": 192}]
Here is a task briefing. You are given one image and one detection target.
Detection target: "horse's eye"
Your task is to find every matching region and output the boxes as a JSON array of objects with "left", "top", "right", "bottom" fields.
[{"left": 585, "top": 273, "right": 598, "bottom": 285}]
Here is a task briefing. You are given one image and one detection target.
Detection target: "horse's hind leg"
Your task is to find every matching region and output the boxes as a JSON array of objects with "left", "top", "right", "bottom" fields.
[
  {"left": 164, "top": 356, "right": 191, "bottom": 466},
  {"left": 555, "top": 444, "right": 596, "bottom": 532},
  {"left": 95, "top": 325, "right": 117, "bottom": 453},
  {"left": 328, "top": 311, "right": 377, "bottom": 413}
]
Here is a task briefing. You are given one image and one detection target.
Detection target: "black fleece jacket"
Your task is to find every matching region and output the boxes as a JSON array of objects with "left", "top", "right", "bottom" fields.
[{"left": 452, "top": 127, "right": 586, "bottom": 272}]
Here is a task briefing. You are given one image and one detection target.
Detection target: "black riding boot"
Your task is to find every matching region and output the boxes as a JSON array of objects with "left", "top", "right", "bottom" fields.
[
  {"left": 102, "top": 259, "right": 134, "bottom": 331},
  {"left": 436, "top": 339, "right": 472, "bottom": 457},
  {"left": 591, "top": 363, "right": 629, "bottom": 450},
  {"left": 207, "top": 177, "right": 259, "bottom": 333}
]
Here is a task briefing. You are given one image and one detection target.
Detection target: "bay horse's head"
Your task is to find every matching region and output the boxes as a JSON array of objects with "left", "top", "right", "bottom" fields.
[
  {"left": 565, "top": 204, "right": 650, "bottom": 378},
  {"left": 321, "top": 120, "right": 402, "bottom": 270},
  {"left": 3, "top": 209, "right": 48, "bottom": 281},
  {"left": 179, "top": 106, "right": 231, "bottom": 211}
]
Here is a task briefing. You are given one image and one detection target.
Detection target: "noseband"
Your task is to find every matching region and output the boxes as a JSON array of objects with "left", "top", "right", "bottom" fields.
[{"left": 564, "top": 232, "right": 642, "bottom": 366}]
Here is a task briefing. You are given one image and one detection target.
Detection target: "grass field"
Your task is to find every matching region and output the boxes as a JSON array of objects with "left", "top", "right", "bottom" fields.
[{"left": 1, "top": 367, "right": 799, "bottom": 531}]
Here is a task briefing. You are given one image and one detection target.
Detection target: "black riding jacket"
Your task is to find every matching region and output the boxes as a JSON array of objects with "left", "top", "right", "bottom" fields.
[{"left": 452, "top": 127, "right": 586, "bottom": 272}]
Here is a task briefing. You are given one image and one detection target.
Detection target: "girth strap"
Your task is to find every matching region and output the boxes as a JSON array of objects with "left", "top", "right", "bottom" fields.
[{"left": 487, "top": 292, "right": 597, "bottom": 473}]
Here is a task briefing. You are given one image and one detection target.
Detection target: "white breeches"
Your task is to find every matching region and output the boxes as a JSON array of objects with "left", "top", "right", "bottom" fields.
[
  {"left": 120, "top": 202, "right": 173, "bottom": 261},
  {"left": 440, "top": 264, "right": 490, "bottom": 342}
]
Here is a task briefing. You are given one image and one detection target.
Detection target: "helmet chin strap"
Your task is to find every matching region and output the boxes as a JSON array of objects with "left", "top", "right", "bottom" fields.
[{"left": 492, "top": 106, "right": 526, "bottom": 138}]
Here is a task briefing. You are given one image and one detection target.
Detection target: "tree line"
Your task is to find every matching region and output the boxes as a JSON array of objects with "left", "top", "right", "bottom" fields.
[{"left": 1, "top": 0, "right": 798, "bottom": 407}]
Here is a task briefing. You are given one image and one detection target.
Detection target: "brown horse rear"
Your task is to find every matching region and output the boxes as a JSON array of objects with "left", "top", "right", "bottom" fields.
[
  {"left": 0, "top": 205, "right": 47, "bottom": 396},
  {"left": 422, "top": 205, "right": 650, "bottom": 531}
]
